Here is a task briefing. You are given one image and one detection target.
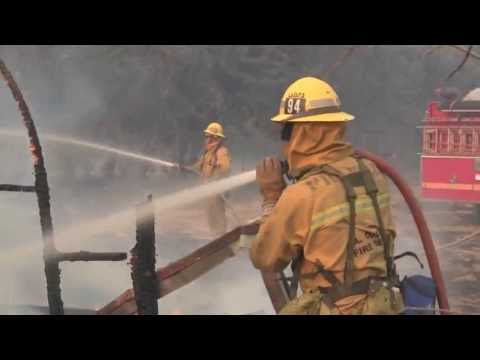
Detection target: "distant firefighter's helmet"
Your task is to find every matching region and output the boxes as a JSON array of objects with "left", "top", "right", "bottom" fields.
[{"left": 204, "top": 122, "right": 225, "bottom": 138}]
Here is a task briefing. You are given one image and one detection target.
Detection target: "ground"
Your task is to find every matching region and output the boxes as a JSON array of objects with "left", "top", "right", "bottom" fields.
[{"left": 391, "top": 183, "right": 480, "bottom": 315}]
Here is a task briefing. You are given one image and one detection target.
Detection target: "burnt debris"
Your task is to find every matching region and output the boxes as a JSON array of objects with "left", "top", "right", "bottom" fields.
[{"left": 130, "top": 194, "right": 159, "bottom": 315}]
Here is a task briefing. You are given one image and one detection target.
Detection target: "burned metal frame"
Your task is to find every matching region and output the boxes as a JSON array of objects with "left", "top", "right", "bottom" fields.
[{"left": 0, "top": 58, "right": 127, "bottom": 315}]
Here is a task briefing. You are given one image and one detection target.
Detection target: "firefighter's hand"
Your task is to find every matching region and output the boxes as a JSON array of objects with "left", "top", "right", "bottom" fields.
[
  {"left": 256, "top": 157, "right": 286, "bottom": 204},
  {"left": 178, "top": 164, "right": 198, "bottom": 175}
]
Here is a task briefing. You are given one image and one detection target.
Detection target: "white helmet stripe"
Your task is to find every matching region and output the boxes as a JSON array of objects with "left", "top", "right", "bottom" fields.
[{"left": 280, "top": 98, "right": 341, "bottom": 111}]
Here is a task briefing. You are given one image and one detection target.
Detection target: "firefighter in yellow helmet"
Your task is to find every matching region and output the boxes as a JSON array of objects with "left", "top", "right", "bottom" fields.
[
  {"left": 192, "top": 122, "right": 231, "bottom": 237},
  {"left": 250, "top": 77, "right": 404, "bottom": 315}
]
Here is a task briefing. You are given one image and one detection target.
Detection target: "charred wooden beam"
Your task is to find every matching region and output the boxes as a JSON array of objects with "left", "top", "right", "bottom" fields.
[
  {"left": 0, "top": 184, "right": 36, "bottom": 192},
  {"left": 131, "top": 194, "right": 158, "bottom": 315},
  {"left": 98, "top": 222, "right": 262, "bottom": 315},
  {"left": 53, "top": 251, "right": 127, "bottom": 262},
  {"left": 0, "top": 59, "right": 63, "bottom": 315}
]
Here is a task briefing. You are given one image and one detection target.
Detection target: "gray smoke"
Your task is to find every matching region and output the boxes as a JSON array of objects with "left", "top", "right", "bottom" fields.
[{"left": 0, "top": 45, "right": 478, "bottom": 314}]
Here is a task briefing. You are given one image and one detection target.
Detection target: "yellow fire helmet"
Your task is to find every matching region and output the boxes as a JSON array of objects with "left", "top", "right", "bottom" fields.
[
  {"left": 271, "top": 77, "right": 354, "bottom": 123},
  {"left": 203, "top": 122, "right": 226, "bottom": 138}
]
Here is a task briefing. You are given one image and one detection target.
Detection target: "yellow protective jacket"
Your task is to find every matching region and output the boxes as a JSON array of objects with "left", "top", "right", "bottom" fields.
[
  {"left": 194, "top": 143, "right": 231, "bottom": 180},
  {"left": 250, "top": 123, "right": 397, "bottom": 312}
]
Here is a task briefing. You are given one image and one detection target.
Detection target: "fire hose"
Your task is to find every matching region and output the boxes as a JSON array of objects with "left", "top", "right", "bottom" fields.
[{"left": 355, "top": 149, "right": 449, "bottom": 312}]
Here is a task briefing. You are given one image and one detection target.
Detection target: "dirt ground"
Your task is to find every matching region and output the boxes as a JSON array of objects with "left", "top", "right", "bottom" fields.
[{"left": 390, "top": 182, "right": 480, "bottom": 315}]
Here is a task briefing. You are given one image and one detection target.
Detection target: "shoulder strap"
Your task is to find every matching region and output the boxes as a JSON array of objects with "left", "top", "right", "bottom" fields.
[
  {"left": 356, "top": 158, "right": 395, "bottom": 280},
  {"left": 293, "top": 158, "right": 398, "bottom": 301}
]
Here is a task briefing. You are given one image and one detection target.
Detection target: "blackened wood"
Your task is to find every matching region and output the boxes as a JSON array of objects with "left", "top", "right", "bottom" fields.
[
  {"left": 0, "top": 184, "right": 36, "bottom": 192},
  {"left": 131, "top": 194, "right": 158, "bottom": 315},
  {"left": 55, "top": 251, "right": 127, "bottom": 262}
]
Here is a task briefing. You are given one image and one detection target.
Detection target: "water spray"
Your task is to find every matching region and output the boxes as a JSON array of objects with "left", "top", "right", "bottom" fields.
[
  {"left": 54, "top": 170, "right": 256, "bottom": 246},
  {"left": 0, "top": 119, "right": 259, "bottom": 255},
  {"left": 0, "top": 129, "right": 183, "bottom": 170}
]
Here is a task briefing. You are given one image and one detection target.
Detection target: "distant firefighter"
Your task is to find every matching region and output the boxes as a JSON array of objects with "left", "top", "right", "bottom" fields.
[
  {"left": 191, "top": 122, "right": 231, "bottom": 237},
  {"left": 251, "top": 77, "right": 404, "bottom": 315}
]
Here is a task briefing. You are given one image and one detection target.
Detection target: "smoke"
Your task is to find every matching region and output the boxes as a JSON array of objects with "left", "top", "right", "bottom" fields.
[{"left": 0, "top": 45, "right": 478, "bottom": 314}]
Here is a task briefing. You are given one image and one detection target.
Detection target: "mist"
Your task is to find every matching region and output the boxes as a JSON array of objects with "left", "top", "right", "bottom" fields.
[{"left": 0, "top": 45, "right": 478, "bottom": 314}]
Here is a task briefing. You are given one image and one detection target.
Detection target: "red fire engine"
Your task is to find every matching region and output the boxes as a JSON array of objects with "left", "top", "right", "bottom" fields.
[{"left": 420, "top": 88, "right": 480, "bottom": 206}]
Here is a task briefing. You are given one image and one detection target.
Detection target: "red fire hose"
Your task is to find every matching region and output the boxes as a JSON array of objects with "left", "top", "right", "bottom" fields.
[{"left": 356, "top": 149, "right": 450, "bottom": 312}]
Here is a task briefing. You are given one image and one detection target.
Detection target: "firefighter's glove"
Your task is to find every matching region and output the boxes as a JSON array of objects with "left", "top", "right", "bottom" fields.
[
  {"left": 256, "top": 157, "right": 286, "bottom": 209},
  {"left": 178, "top": 164, "right": 199, "bottom": 176}
]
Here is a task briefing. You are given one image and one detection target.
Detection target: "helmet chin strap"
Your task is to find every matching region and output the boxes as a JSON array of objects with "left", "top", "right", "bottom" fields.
[
  {"left": 281, "top": 122, "right": 294, "bottom": 142},
  {"left": 279, "top": 123, "right": 294, "bottom": 182}
]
